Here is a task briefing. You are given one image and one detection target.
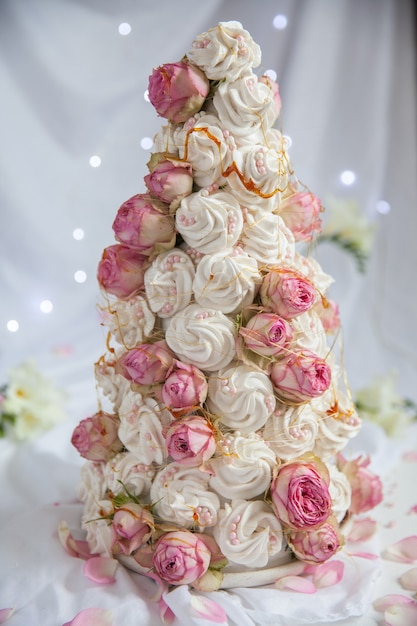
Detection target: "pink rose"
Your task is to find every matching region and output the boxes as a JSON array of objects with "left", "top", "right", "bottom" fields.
[
  {"left": 165, "top": 414, "right": 216, "bottom": 466},
  {"left": 279, "top": 191, "right": 322, "bottom": 242},
  {"left": 145, "top": 154, "right": 193, "bottom": 209},
  {"left": 97, "top": 244, "right": 147, "bottom": 299},
  {"left": 288, "top": 517, "right": 342, "bottom": 563},
  {"left": 239, "top": 312, "right": 294, "bottom": 358},
  {"left": 116, "top": 341, "right": 174, "bottom": 386},
  {"left": 148, "top": 61, "right": 210, "bottom": 124},
  {"left": 112, "top": 194, "right": 175, "bottom": 254},
  {"left": 162, "top": 361, "right": 208, "bottom": 410},
  {"left": 271, "top": 457, "right": 332, "bottom": 530},
  {"left": 111, "top": 503, "right": 154, "bottom": 556},
  {"left": 153, "top": 530, "right": 211, "bottom": 585},
  {"left": 71, "top": 411, "right": 122, "bottom": 462},
  {"left": 337, "top": 454, "right": 383, "bottom": 514},
  {"left": 260, "top": 268, "right": 316, "bottom": 319},
  {"left": 314, "top": 296, "right": 341, "bottom": 334},
  {"left": 270, "top": 350, "right": 331, "bottom": 403}
]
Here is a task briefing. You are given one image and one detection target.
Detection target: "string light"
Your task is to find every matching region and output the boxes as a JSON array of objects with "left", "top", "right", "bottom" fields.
[
  {"left": 40, "top": 300, "right": 53, "bottom": 314},
  {"left": 283, "top": 135, "right": 292, "bottom": 149},
  {"left": 340, "top": 170, "right": 356, "bottom": 185},
  {"left": 376, "top": 200, "right": 391, "bottom": 214},
  {"left": 264, "top": 69, "right": 277, "bottom": 82},
  {"left": 273, "top": 14, "right": 288, "bottom": 30},
  {"left": 72, "top": 228, "right": 85, "bottom": 240},
  {"left": 118, "top": 22, "right": 131, "bottom": 36},
  {"left": 7, "top": 320, "right": 19, "bottom": 332},
  {"left": 89, "top": 155, "right": 101, "bottom": 168},
  {"left": 140, "top": 137, "right": 153, "bottom": 150},
  {"left": 74, "top": 271, "right": 87, "bottom": 283},
  {"left": 144, "top": 89, "right": 150, "bottom": 102}
]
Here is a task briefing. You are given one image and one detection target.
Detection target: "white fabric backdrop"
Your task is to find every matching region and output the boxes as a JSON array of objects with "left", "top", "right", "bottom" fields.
[{"left": 0, "top": 1, "right": 417, "bottom": 624}]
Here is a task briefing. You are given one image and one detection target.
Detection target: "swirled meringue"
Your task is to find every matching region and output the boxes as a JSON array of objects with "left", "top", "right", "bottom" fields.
[
  {"left": 165, "top": 303, "right": 237, "bottom": 371},
  {"left": 78, "top": 461, "right": 107, "bottom": 504},
  {"left": 213, "top": 72, "right": 279, "bottom": 141},
  {"left": 176, "top": 113, "right": 232, "bottom": 188},
  {"left": 292, "top": 252, "right": 334, "bottom": 295},
  {"left": 81, "top": 497, "right": 114, "bottom": 557},
  {"left": 328, "top": 462, "right": 352, "bottom": 522},
  {"left": 188, "top": 21, "right": 261, "bottom": 81},
  {"left": 291, "top": 310, "right": 328, "bottom": 358},
  {"left": 144, "top": 248, "right": 195, "bottom": 318},
  {"left": 118, "top": 392, "right": 172, "bottom": 464},
  {"left": 175, "top": 189, "right": 243, "bottom": 254},
  {"left": 209, "top": 432, "right": 276, "bottom": 499},
  {"left": 94, "top": 358, "right": 131, "bottom": 411},
  {"left": 207, "top": 362, "right": 276, "bottom": 433},
  {"left": 99, "top": 295, "right": 155, "bottom": 349},
  {"left": 193, "top": 246, "right": 261, "bottom": 315},
  {"left": 312, "top": 391, "right": 362, "bottom": 461},
  {"left": 213, "top": 499, "right": 284, "bottom": 568},
  {"left": 103, "top": 451, "right": 156, "bottom": 499},
  {"left": 150, "top": 462, "right": 220, "bottom": 528},
  {"left": 241, "top": 206, "right": 295, "bottom": 266},
  {"left": 263, "top": 404, "right": 318, "bottom": 461},
  {"left": 152, "top": 123, "right": 179, "bottom": 156}
]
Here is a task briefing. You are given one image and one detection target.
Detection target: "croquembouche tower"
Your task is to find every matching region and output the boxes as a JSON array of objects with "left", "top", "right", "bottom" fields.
[{"left": 71, "top": 20, "right": 382, "bottom": 600}]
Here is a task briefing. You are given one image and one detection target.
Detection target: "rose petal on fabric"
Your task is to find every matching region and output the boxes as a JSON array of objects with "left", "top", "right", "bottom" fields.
[
  {"left": 399, "top": 567, "right": 417, "bottom": 591},
  {"left": 384, "top": 602, "right": 417, "bottom": 626},
  {"left": 58, "top": 520, "right": 93, "bottom": 559},
  {"left": 275, "top": 575, "right": 317, "bottom": 593},
  {"left": 312, "top": 560, "right": 344, "bottom": 588},
  {"left": 190, "top": 594, "right": 228, "bottom": 624},
  {"left": 83, "top": 557, "right": 118, "bottom": 584},
  {"left": 159, "top": 598, "right": 175, "bottom": 625},
  {"left": 382, "top": 536, "right": 417, "bottom": 563},
  {"left": 62, "top": 608, "right": 113, "bottom": 626},
  {"left": 349, "top": 551, "right": 379, "bottom": 560},
  {"left": 347, "top": 518, "right": 378, "bottom": 542},
  {"left": 402, "top": 450, "right": 417, "bottom": 462},
  {"left": 0, "top": 608, "right": 15, "bottom": 623},
  {"left": 373, "top": 594, "right": 414, "bottom": 612}
]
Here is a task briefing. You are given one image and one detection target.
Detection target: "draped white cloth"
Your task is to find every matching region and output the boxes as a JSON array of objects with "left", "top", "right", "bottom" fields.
[{"left": 1, "top": 1, "right": 416, "bottom": 625}]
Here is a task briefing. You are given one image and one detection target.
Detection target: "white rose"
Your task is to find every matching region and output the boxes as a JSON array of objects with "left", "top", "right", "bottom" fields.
[
  {"left": 207, "top": 362, "right": 276, "bottom": 433},
  {"left": 193, "top": 247, "right": 261, "bottom": 315},
  {"left": 188, "top": 21, "right": 261, "bottom": 81},
  {"left": 175, "top": 189, "right": 243, "bottom": 254},
  {"left": 144, "top": 248, "right": 195, "bottom": 318}
]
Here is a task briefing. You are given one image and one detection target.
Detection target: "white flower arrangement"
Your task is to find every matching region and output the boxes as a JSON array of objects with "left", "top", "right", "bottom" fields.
[{"left": 0, "top": 360, "right": 67, "bottom": 440}]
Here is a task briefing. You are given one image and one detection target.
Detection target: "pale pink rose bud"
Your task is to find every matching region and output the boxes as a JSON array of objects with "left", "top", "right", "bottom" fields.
[
  {"left": 270, "top": 350, "right": 331, "bottom": 403},
  {"left": 148, "top": 61, "right": 210, "bottom": 124},
  {"left": 153, "top": 530, "right": 211, "bottom": 585},
  {"left": 145, "top": 155, "right": 193, "bottom": 209},
  {"left": 97, "top": 244, "right": 147, "bottom": 299},
  {"left": 288, "top": 517, "right": 342, "bottom": 563},
  {"left": 271, "top": 457, "right": 332, "bottom": 530},
  {"left": 116, "top": 340, "right": 174, "bottom": 386},
  {"left": 260, "top": 268, "right": 316, "bottom": 319},
  {"left": 314, "top": 296, "right": 341, "bottom": 334},
  {"left": 112, "top": 194, "right": 175, "bottom": 254},
  {"left": 337, "top": 454, "right": 383, "bottom": 514},
  {"left": 259, "top": 74, "right": 282, "bottom": 118},
  {"left": 165, "top": 414, "right": 216, "bottom": 466},
  {"left": 111, "top": 503, "right": 155, "bottom": 556},
  {"left": 71, "top": 411, "right": 122, "bottom": 462},
  {"left": 162, "top": 361, "right": 208, "bottom": 410},
  {"left": 239, "top": 312, "right": 294, "bottom": 357},
  {"left": 279, "top": 191, "right": 323, "bottom": 242}
]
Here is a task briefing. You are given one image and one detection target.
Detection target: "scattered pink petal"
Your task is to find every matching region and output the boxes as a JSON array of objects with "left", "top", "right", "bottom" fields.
[
  {"left": 190, "top": 594, "right": 228, "bottom": 624},
  {"left": 407, "top": 504, "right": 417, "bottom": 515},
  {"left": 399, "top": 567, "right": 417, "bottom": 591},
  {"left": 384, "top": 602, "right": 417, "bottom": 626},
  {"left": 63, "top": 608, "right": 113, "bottom": 626},
  {"left": 384, "top": 521, "right": 396, "bottom": 529},
  {"left": 402, "top": 451, "right": 417, "bottom": 462},
  {"left": 159, "top": 598, "right": 175, "bottom": 625},
  {"left": 348, "top": 518, "right": 378, "bottom": 542},
  {"left": 58, "top": 520, "right": 93, "bottom": 560},
  {"left": 312, "top": 560, "right": 344, "bottom": 588},
  {"left": 0, "top": 608, "right": 15, "bottom": 623},
  {"left": 373, "top": 594, "right": 414, "bottom": 612},
  {"left": 382, "top": 536, "right": 417, "bottom": 563},
  {"left": 275, "top": 575, "right": 316, "bottom": 593},
  {"left": 83, "top": 557, "right": 118, "bottom": 584},
  {"left": 349, "top": 551, "right": 379, "bottom": 560}
]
